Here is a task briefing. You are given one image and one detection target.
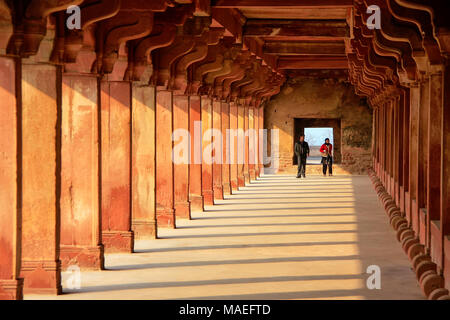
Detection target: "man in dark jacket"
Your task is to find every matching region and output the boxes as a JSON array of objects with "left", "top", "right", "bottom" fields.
[{"left": 294, "top": 135, "right": 310, "bottom": 178}]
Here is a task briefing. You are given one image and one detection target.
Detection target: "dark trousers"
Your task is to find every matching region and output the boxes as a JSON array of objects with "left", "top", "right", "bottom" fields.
[
  {"left": 322, "top": 156, "right": 333, "bottom": 175},
  {"left": 297, "top": 156, "right": 307, "bottom": 177}
]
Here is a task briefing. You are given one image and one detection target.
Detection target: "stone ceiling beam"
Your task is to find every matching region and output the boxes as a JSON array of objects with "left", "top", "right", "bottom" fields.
[
  {"left": 244, "top": 20, "right": 349, "bottom": 39},
  {"left": 212, "top": 0, "right": 354, "bottom": 9},
  {"left": 277, "top": 56, "right": 349, "bottom": 69},
  {"left": 264, "top": 41, "right": 346, "bottom": 56}
]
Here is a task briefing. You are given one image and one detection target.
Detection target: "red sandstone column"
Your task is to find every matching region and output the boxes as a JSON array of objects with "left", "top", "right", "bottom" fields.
[
  {"left": 173, "top": 94, "right": 191, "bottom": 219},
  {"left": 409, "top": 84, "right": 420, "bottom": 230},
  {"left": 155, "top": 89, "right": 175, "bottom": 228},
  {"left": 258, "top": 106, "right": 265, "bottom": 175},
  {"left": 440, "top": 65, "right": 450, "bottom": 287},
  {"left": 426, "top": 69, "right": 443, "bottom": 266},
  {"left": 101, "top": 80, "right": 134, "bottom": 253},
  {"left": 229, "top": 102, "right": 239, "bottom": 192},
  {"left": 244, "top": 104, "right": 250, "bottom": 183},
  {"left": 189, "top": 95, "right": 203, "bottom": 212},
  {"left": 221, "top": 102, "right": 231, "bottom": 195},
  {"left": 237, "top": 103, "right": 245, "bottom": 187},
  {"left": 254, "top": 107, "right": 260, "bottom": 178},
  {"left": 0, "top": 56, "right": 23, "bottom": 300},
  {"left": 212, "top": 100, "right": 223, "bottom": 200},
  {"left": 248, "top": 106, "right": 256, "bottom": 181},
  {"left": 20, "top": 61, "right": 61, "bottom": 294},
  {"left": 132, "top": 84, "right": 156, "bottom": 239},
  {"left": 418, "top": 79, "right": 430, "bottom": 243},
  {"left": 60, "top": 73, "right": 104, "bottom": 269},
  {"left": 201, "top": 96, "right": 214, "bottom": 206},
  {"left": 397, "top": 96, "right": 405, "bottom": 213}
]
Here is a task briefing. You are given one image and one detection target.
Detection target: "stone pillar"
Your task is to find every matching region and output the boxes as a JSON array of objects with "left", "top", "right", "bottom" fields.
[
  {"left": 212, "top": 100, "right": 223, "bottom": 200},
  {"left": 189, "top": 95, "right": 203, "bottom": 212},
  {"left": 258, "top": 106, "right": 265, "bottom": 175},
  {"left": 409, "top": 84, "right": 421, "bottom": 232},
  {"left": 237, "top": 103, "right": 245, "bottom": 187},
  {"left": 100, "top": 80, "right": 134, "bottom": 253},
  {"left": 441, "top": 64, "right": 450, "bottom": 288},
  {"left": 397, "top": 96, "right": 404, "bottom": 212},
  {"left": 418, "top": 78, "right": 430, "bottom": 243},
  {"left": 155, "top": 89, "right": 175, "bottom": 228},
  {"left": 248, "top": 106, "right": 256, "bottom": 181},
  {"left": 173, "top": 94, "right": 191, "bottom": 219},
  {"left": 427, "top": 69, "right": 443, "bottom": 262},
  {"left": 229, "top": 101, "right": 238, "bottom": 192},
  {"left": 201, "top": 96, "right": 214, "bottom": 206},
  {"left": 402, "top": 90, "right": 411, "bottom": 216},
  {"left": 20, "top": 61, "right": 61, "bottom": 294},
  {"left": 0, "top": 56, "right": 23, "bottom": 300},
  {"left": 60, "top": 73, "right": 104, "bottom": 269},
  {"left": 254, "top": 107, "right": 260, "bottom": 178},
  {"left": 132, "top": 84, "right": 156, "bottom": 239},
  {"left": 244, "top": 104, "right": 250, "bottom": 183},
  {"left": 409, "top": 84, "right": 420, "bottom": 226},
  {"left": 221, "top": 102, "right": 231, "bottom": 195}
]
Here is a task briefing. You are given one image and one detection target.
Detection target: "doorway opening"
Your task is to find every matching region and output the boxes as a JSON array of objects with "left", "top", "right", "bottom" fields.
[
  {"left": 293, "top": 118, "right": 341, "bottom": 166},
  {"left": 305, "top": 128, "right": 334, "bottom": 164}
]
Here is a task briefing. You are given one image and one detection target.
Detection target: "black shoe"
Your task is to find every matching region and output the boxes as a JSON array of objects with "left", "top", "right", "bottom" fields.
[
  {"left": 296, "top": 175, "right": 301, "bottom": 178},
  {"left": 302, "top": 175, "right": 306, "bottom": 178}
]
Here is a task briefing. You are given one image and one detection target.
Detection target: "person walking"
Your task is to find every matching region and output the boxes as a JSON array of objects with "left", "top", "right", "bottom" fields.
[
  {"left": 294, "top": 135, "right": 310, "bottom": 178},
  {"left": 320, "top": 138, "right": 333, "bottom": 176}
]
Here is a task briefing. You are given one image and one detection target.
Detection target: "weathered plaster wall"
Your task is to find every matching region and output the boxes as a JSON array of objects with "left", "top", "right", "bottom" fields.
[{"left": 265, "top": 76, "right": 373, "bottom": 175}]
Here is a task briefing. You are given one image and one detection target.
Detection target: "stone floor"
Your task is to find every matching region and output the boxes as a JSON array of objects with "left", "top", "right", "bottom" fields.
[{"left": 26, "top": 174, "right": 423, "bottom": 300}]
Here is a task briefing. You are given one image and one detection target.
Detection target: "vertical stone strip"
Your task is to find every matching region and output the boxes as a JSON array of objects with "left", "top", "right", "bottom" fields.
[
  {"left": 173, "top": 94, "right": 191, "bottom": 219},
  {"left": 441, "top": 65, "right": 450, "bottom": 289},
  {"left": 244, "top": 105, "right": 250, "bottom": 183},
  {"left": 409, "top": 84, "right": 420, "bottom": 231},
  {"left": 201, "top": 96, "right": 214, "bottom": 206},
  {"left": 237, "top": 103, "right": 245, "bottom": 187},
  {"left": 221, "top": 102, "right": 231, "bottom": 195},
  {"left": 254, "top": 107, "right": 260, "bottom": 178},
  {"left": 155, "top": 89, "right": 175, "bottom": 228},
  {"left": 189, "top": 95, "right": 203, "bottom": 212},
  {"left": 248, "top": 106, "right": 256, "bottom": 180},
  {"left": 20, "top": 62, "right": 61, "bottom": 294},
  {"left": 132, "top": 84, "right": 156, "bottom": 239},
  {"left": 100, "top": 80, "right": 133, "bottom": 253},
  {"left": 212, "top": 100, "right": 223, "bottom": 200},
  {"left": 60, "top": 73, "right": 104, "bottom": 269},
  {"left": 229, "top": 102, "right": 238, "bottom": 192},
  {"left": 0, "top": 56, "right": 23, "bottom": 299},
  {"left": 259, "top": 106, "right": 265, "bottom": 175},
  {"left": 427, "top": 69, "right": 443, "bottom": 266}
]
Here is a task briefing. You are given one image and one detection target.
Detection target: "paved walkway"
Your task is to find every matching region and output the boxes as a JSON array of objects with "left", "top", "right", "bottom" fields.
[{"left": 27, "top": 175, "right": 423, "bottom": 300}]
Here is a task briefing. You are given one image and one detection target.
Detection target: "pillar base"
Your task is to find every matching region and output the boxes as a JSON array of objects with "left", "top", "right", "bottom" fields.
[
  {"left": 249, "top": 169, "right": 256, "bottom": 181},
  {"left": 202, "top": 190, "right": 214, "bottom": 206},
  {"left": 238, "top": 176, "right": 245, "bottom": 188},
  {"left": 60, "top": 245, "right": 104, "bottom": 271},
  {"left": 223, "top": 182, "right": 231, "bottom": 195},
  {"left": 230, "top": 179, "right": 238, "bottom": 192},
  {"left": 214, "top": 186, "right": 223, "bottom": 200},
  {"left": 244, "top": 173, "right": 250, "bottom": 184},
  {"left": 102, "top": 231, "right": 134, "bottom": 253},
  {"left": 21, "top": 260, "right": 62, "bottom": 295},
  {"left": 189, "top": 195, "right": 204, "bottom": 212},
  {"left": 156, "top": 208, "right": 175, "bottom": 228},
  {"left": 175, "top": 201, "right": 191, "bottom": 220},
  {"left": 0, "top": 279, "right": 24, "bottom": 300},
  {"left": 132, "top": 220, "right": 157, "bottom": 240}
]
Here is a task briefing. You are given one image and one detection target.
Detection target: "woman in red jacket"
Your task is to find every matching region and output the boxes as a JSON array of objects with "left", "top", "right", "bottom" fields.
[{"left": 320, "top": 138, "right": 333, "bottom": 176}]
